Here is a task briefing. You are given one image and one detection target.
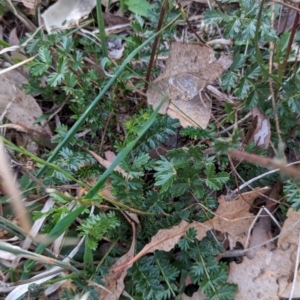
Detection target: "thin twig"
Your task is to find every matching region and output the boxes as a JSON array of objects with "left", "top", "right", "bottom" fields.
[
  {"left": 219, "top": 216, "right": 300, "bottom": 258},
  {"left": 144, "top": 0, "right": 168, "bottom": 92},
  {"left": 228, "top": 160, "right": 300, "bottom": 200},
  {"left": 269, "top": 2, "right": 283, "bottom": 149},
  {"left": 213, "top": 112, "right": 252, "bottom": 137},
  {"left": 175, "top": 0, "right": 205, "bottom": 43},
  {"left": 272, "top": 0, "right": 300, "bottom": 13},
  {"left": 228, "top": 149, "right": 300, "bottom": 180}
]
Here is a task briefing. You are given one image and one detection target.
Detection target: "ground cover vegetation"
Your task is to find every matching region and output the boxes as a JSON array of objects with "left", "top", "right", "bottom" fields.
[{"left": 0, "top": 0, "right": 300, "bottom": 299}]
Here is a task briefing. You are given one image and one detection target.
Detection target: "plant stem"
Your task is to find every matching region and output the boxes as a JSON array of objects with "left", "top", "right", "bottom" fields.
[
  {"left": 144, "top": 0, "right": 168, "bottom": 92},
  {"left": 96, "top": 0, "right": 108, "bottom": 57}
]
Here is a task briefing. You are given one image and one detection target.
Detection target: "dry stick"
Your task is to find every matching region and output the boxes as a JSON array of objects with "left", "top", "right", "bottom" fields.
[
  {"left": 225, "top": 161, "right": 300, "bottom": 201},
  {"left": 269, "top": 2, "right": 284, "bottom": 151},
  {"left": 213, "top": 112, "right": 252, "bottom": 137},
  {"left": 227, "top": 157, "right": 282, "bottom": 206},
  {"left": 175, "top": 0, "right": 205, "bottom": 44},
  {"left": 6, "top": 0, "right": 36, "bottom": 31},
  {"left": 228, "top": 149, "right": 300, "bottom": 180},
  {"left": 99, "top": 110, "right": 113, "bottom": 153},
  {"left": 272, "top": 0, "right": 300, "bottom": 14},
  {"left": 144, "top": 0, "right": 168, "bottom": 92},
  {"left": 289, "top": 232, "right": 300, "bottom": 300},
  {"left": 0, "top": 141, "right": 31, "bottom": 234},
  {"left": 218, "top": 216, "right": 300, "bottom": 258},
  {"left": 0, "top": 57, "right": 35, "bottom": 75}
]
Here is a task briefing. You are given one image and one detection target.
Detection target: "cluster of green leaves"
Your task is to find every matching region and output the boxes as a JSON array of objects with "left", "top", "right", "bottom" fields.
[
  {"left": 179, "top": 229, "right": 237, "bottom": 300},
  {"left": 78, "top": 211, "right": 120, "bottom": 250},
  {"left": 115, "top": 107, "right": 180, "bottom": 153},
  {"left": 204, "top": 0, "right": 277, "bottom": 107},
  {"left": 24, "top": 32, "right": 114, "bottom": 134},
  {"left": 127, "top": 230, "right": 237, "bottom": 300},
  {"left": 154, "top": 146, "right": 228, "bottom": 196},
  {"left": 17, "top": 1, "right": 251, "bottom": 299},
  {"left": 284, "top": 180, "right": 300, "bottom": 211}
]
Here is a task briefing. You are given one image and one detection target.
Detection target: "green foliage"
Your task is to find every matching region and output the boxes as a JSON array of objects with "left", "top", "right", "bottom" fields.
[
  {"left": 11, "top": 1, "right": 283, "bottom": 298},
  {"left": 154, "top": 146, "right": 229, "bottom": 198},
  {"left": 204, "top": 0, "right": 277, "bottom": 109},
  {"left": 115, "top": 108, "right": 180, "bottom": 154},
  {"left": 77, "top": 211, "right": 120, "bottom": 250},
  {"left": 284, "top": 180, "right": 300, "bottom": 211},
  {"left": 129, "top": 252, "right": 180, "bottom": 299},
  {"left": 179, "top": 230, "right": 237, "bottom": 300},
  {"left": 125, "top": 0, "right": 153, "bottom": 17}
]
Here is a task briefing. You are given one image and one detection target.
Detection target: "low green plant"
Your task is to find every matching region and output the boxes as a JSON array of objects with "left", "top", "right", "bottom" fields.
[{"left": 4, "top": 0, "right": 300, "bottom": 299}]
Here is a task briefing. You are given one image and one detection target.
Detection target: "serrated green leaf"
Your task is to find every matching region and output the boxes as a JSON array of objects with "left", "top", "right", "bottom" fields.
[
  {"left": 288, "top": 98, "right": 300, "bottom": 113},
  {"left": 221, "top": 71, "right": 238, "bottom": 91},
  {"left": 57, "top": 56, "right": 68, "bottom": 74},
  {"left": 228, "top": 18, "right": 242, "bottom": 37},
  {"left": 203, "top": 9, "right": 229, "bottom": 24},
  {"left": 230, "top": 53, "right": 247, "bottom": 70},
  {"left": 205, "top": 164, "right": 228, "bottom": 190},
  {"left": 244, "top": 89, "right": 258, "bottom": 108},
  {"left": 234, "top": 78, "right": 252, "bottom": 99},
  {"left": 245, "top": 65, "right": 261, "bottom": 79},
  {"left": 154, "top": 157, "right": 176, "bottom": 192},
  {"left": 125, "top": 0, "right": 152, "bottom": 17},
  {"left": 240, "top": 19, "right": 256, "bottom": 41},
  {"left": 30, "top": 62, "right": 49, "bottom": 76},
  {"left": 48, "top": 72, "right": 64, "bottom": 87},
  {"left": 38, "top": 47, "right": 52, "bottom": 64}
]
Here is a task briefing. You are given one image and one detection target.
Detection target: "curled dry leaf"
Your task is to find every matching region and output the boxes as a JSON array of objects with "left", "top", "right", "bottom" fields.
[
  {"left": 85, "top": 148, "right": 130, "bottom": 178},
  {"left": 229, "top": 193, "right": 300, "bottom": 299},
  {"left": 274, "top": 8, "right": 298, "bottom": 34},
  {"left": 113, "top": 188, "right": 268, "bottom": 273},
  {"left": 8, "top": 28, "right": 28, "bottom": 62},
  {"left": 21, "top": 0, "right": 38, "bottom": 9},
  {"left": 251, "top": 107, "right": 270, "bottom": 149},
  {"left": 0, "top": 70, "right": 51, "bottom": 135},
  {"left": 42, "top": 0, "right": 96, "bottom": 33},
  {"left": 104, "top": 12, "right": 130, "bottom": 27},
  {"left": 100, "top": 222, "right": 136, "bottom": 300},
  {"left": 147, "top": 42, "right": 232, "bottom": 128}
]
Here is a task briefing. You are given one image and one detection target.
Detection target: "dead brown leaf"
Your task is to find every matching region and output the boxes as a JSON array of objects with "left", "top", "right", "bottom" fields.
[
  {"left": 200, "top": 188, "right": 270, "bottom": 245},
  {"left": 245, "top": 183, "right": 280, "bottom": 259},
  {"left": 147, "top": 42, "right": 232, "bottom": 128},
  {"left": 113, "top": 188, "right": 268, "bottom": 272},
  {"left": 100, "top": 222, "right": 136, "bottom": 299},
  {"left": 228, "top": 198, "right": 300, "bottom": 299},
  {"left": 278, "top": 208, "right": 300, "bottom": 248},
  {"left": 251, "top": 107, "right": 270, "bottom": 149},
  {"left": 84, "top": 148, "right": 130, "bottom": 178},
  {"left": 8, "top": 28, "right": 28, "bottom": 62},
  {"left": 228, "top": 246, "right": 298, "bottom": 299},
  {"left": 274, "top": 8, "right": 297, "bottom": 34},
  {"left": 0, "top": 71, "right": 51, "bottom": 134},
  {"left": 21, "top": 0, "right": 38, "bottom": 9},
  {"left": 42, "top": 0, "right": 96, "bottom": 33}
]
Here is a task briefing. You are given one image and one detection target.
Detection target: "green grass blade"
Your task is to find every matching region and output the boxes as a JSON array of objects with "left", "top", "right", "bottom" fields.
[
  {"left": 28, "top": 16, "right": 179, "bottom": 190},
  {"left": 22, "top": 97, "right": 165, "bottom": 278},
  {"left": 96, "top": 0, "right": 108, "bottom": 57},
  {"left": 1, "top": 138, "right": 89, "bottom": 188},
  {"left": 22, "top": 14, "right": 180, "bottom": 279}
]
